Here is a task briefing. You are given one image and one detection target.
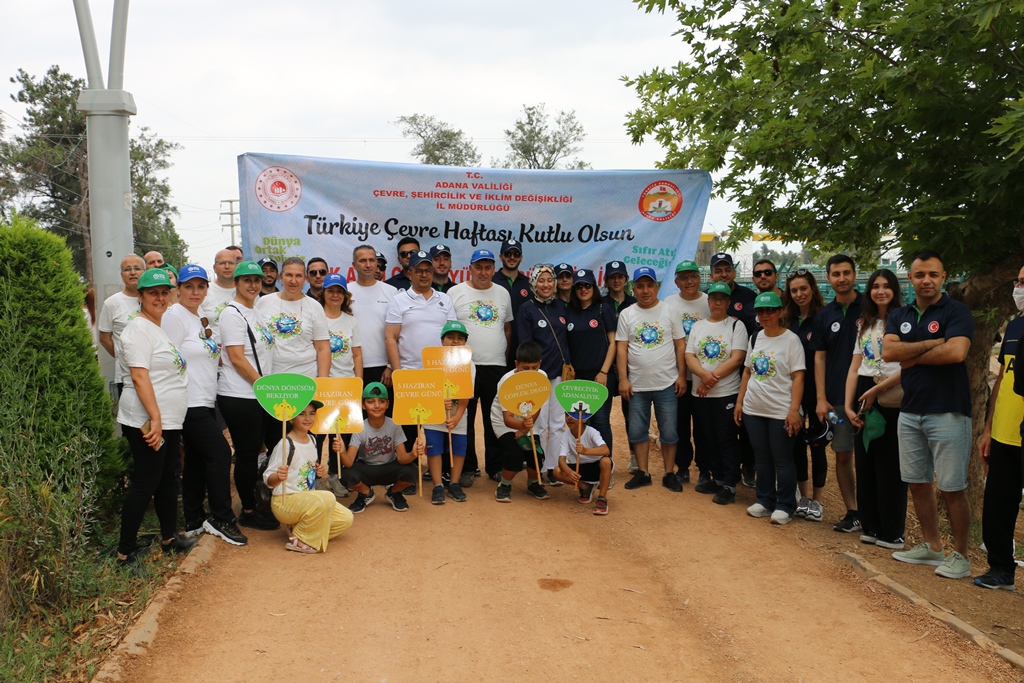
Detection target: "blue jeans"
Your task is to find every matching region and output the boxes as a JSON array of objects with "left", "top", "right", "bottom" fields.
[
  {"left": 628, "top": 385, "right": 679, "bottom": 445},
  {"left": 742, "top": 413, "right": 798, "bottom": 514},
  {"left": 897, "top": 412, "right": 971, "bottom": 491}
]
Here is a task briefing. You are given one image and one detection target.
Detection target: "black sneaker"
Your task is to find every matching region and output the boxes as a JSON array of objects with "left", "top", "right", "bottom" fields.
[
  {"left": 712, "top": 487, "right": 736, "bottom": 505},
  {"left": 495, "top": 483, "right": 512, "bottom": 502},
  {"left": 833, "top": 511, "right": 862, "bottom": 533},
  {"left": 348, "top": 491, "right": 374, "bottom": 514},
  {"left": 447, "top": 482, "right": 467, "bottom": 502},
  {"left": 694, "top": 477, "right": 722, "bottom": 494},
  {"left": 624, "top": 471, "right": 653, "bottom": 490},
  {"left": 405, "top": 483, "right": 417, "bottom": 496},
  {"left": 527, "top": 481, "right": 550, "bottom": 500},
  {"left": 160, "top": 533, "right": 198, "bottom": 555},
  {"left": 488, "top": 472, "right": 502, "bottom": 483},
  {"left": 431, "top": 484, "right": 446, "bottom": 505},
  {"left": 741, "top": 465, "right": 756, "bottom": 488},
  {"left": 458, "top": 472, "right": 475, "bottom": 488},
  {"left": 544, "top": 470, "right": 563, "bottom": 487},
  {"left": 677, "top": 468, "right": 691, "bottom": 484},
  {"left": 183, "top": 520, "right": 206, "bottom": 539},
  {"left": 238, "top": 509, "right": 281, "bottom": 531},
  {"left": 973, "top": 570, "right": 1016, "bottom": 591},
  {"left": 662, "top": 473, "right": 683, "bottom": 492},
  {"left": 386, "top": 488, "right": 410, "bottom": 511},
  {"left": 203, "top": 518, "right": 248, "bottom": 546}
]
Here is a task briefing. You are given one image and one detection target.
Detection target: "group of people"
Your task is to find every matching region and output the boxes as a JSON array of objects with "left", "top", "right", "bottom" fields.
[{"left": 96, "top": 240, "right": 1022, "bottom": 593}]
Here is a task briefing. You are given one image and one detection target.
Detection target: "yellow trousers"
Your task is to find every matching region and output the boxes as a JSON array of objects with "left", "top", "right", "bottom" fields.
[{"left": 271, "top": 490, "right": 353, "bottom": 552}]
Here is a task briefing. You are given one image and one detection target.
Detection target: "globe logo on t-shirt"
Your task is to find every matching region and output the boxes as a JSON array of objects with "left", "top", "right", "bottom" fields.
[
  {"left": 470, "top": 301, "right": 496, "bottom": 326},
  {"left": 682, "top": 314, "right": 699, "bottom": 336},
  {"left": 271, "top": 314, "right": 302, "bottom": 338},
  {"left": 200, "top": 331, "right": 220, "bottom": 359},
  {"left": 699, "top": 336, "right": 725, "bottom": 365},
  {"left": 170, "top": 343, "right": 187, "bottom": 376},
  {"left": 329, "top": 331, "right": 348, "bottom": 357},
  {"left": 751, "top": 350, "right": 777, "bottom": 381},
  {"left": 636, "top": 323, "right": 664, "bottom": 349}
]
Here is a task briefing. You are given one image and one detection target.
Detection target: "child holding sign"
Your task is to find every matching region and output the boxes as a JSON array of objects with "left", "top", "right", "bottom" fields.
[
  {"left": 554, "top": 411, "right": 613, "bottom": 515},
  {"left": 264, "top": 400, "right": 354, "bottom": 553},
  {"left": 425, "top": 321, "right": 475, "bottom": 504},
  {"left": 491, "top": 342, "right": 550, "bottom": 503},
  {"left": 335, "top": 382, "right": 423, "bottom": 512}
]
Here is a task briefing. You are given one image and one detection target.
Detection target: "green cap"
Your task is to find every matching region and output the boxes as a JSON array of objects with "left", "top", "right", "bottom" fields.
[
  {"left": 441, "top": 320, "right": 469, "bottom": 339},
  {"left": 706, "top": 281, "right": 731, "bottom": 297},
  {"left": 306, "top": 399, "right": 324, "bottom": 411},
  {"left": 753, "top": 291, "right": 783, "bottom": 309},
  {"left": 362, "top": 381, "right": 389, "bottom": 399},
  {"left": 162, "top": 264, "right": 177, "bottom": 277},
  {"left": 233, "top": 260, "right": 263, "bottom": 278},
  {"left": 674, "top": 260, "right": 699, "bottom": 273},
  {"left": 137, "top": 267, "right": 176, "bottom": 290}
]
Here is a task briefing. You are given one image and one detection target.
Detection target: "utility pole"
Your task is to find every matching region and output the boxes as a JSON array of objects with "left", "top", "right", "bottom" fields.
[
  {"left": 220, "top": 199, "right": 240, "bottom": 246},
  {"left": 74, "top": 0, "right": 135, "bottom": 390}
]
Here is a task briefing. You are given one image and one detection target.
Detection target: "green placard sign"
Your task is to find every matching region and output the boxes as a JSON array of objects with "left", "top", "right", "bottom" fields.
[
  {"left": 253, "top": 373, "right": 317, "bottom": 422},
  {"left": 554, "top": 380, "right": 609, "bottom": 418}
]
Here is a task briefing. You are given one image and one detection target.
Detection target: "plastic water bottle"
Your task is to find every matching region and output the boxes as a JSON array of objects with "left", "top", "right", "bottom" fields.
[{"left": 827, "top": 410, "right": 844, "bottom": 426}]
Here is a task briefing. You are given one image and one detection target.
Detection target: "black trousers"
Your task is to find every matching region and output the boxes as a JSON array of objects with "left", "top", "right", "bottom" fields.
[
  {"left": 691, "top": 394, "right": 740, "bottom": 487},
  {"left": 217, "top": 395, "right": 266, "bottom": 511},
  {"left": 118, "top": 426, "right": 181, "bottom": 555},
  {"left": 465, "top": 364, "right": 506, "bottom": 476},
  {"left": 181, "top": 406, "right": 234, "bottom": 526},
  {"left": 853, "top": 377, "right": 907, "bottom": 541},
  {"left": 982, "top": 439, "right": 1023, "bottom": 575}
]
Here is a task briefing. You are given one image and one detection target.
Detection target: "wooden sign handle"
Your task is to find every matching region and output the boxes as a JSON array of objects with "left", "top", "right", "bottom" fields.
[
  {"left": 417, "top": 419, "right": 424, "bottom": 498},
  {"left": 575, "top": 412, "right": 582, "bottom": 491}
]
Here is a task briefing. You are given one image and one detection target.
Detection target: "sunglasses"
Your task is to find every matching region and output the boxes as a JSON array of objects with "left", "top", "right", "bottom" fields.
[
  {"left": 503, "top": 250, "right": 522, "bottom": 258},
  {"left": 377, "top": 265, "right": 386, "bottom": 271},
  {"left": 399, "top": 250, "right": 418, "bottom": 258},
  {"left": 574, "top": 282, "right": 593, "bottom": 289},
  {"left": 753, "top": 269, "right": 775, "bottom": 278},
  {"left": 754, "top": 307, "right": 782, "bottom": 314},
  {"left": 308, "top": 269, "right": 328, "bottom": 277},
  {"left": 785, "top": 268, "right": 810, "bottom": 280},
  {"left": 199, "top": 317, "right": 213, "bottom": 339}
]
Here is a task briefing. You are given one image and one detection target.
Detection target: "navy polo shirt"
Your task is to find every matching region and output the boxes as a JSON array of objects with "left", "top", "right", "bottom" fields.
[
  {"left": 810, "top": 291, "right": 863, "bottom": 405},
  {"left": 729, "top": 284, "right": 758, "bottom": 335},
  {"left": 566, "top": 303, "right": 618, "bottom": 377},
  {"left": 432, "top": 278, "right": 454, "bottom": 293},
  {"left": 385, "top": 271, "right": 412, "bottom": 292},
  {"left": 789, "top": 314, "right": 817, "bottom": 404},
  {"left": 885, "top": 294, "right": 974, "bottom": 416},
  {"left": 496, "top": 271, "right": 531, "bottom": 316},
  {"left": 517, "top": 298, "right": 571, "bottom": 379}
]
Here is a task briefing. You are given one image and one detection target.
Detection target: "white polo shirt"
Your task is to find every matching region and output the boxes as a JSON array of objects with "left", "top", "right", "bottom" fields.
[
  {"left": 385, "top": 287, "right": 457, "bottom": 369},
  {"left": 349, "top": 279, "right": 397, "bottom": 367}
]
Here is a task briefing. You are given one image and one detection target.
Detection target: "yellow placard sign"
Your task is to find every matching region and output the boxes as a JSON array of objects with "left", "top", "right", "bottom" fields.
[
  {"left": 391, "top": 369, "right": 446, "bottom": 426},
  {"left": 311, "top": 377, "right": 365, "bottom": 435},
  {"left": 421, "top": 346, "right": 474, "bottom": 399},
  {"left": 497, "top": 370, "right": 550, "bottom": 418}
]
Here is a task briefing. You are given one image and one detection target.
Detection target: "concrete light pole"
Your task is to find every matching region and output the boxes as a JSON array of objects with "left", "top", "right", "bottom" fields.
[{"left": 73, "top": 0, "right": 136, "bottom": 387}]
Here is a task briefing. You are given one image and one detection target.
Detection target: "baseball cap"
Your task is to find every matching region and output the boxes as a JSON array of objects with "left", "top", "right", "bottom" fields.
[
  {"left": 674, "top": 260, "right": 699, "bottom": 273},
  {"left": 375, "top": 251, "right": 387, "bottom": 263},
  {"left": 137, "top": 268, "right": 175, "bottom": 290},
  {"left": 804, "top": 421, "right": 834, "bottom": 448},
  {"left": 633, "top": 266, "right": 658, "bottom": 283},
  {"left": 323, "top": 273, "right": 348, "bottom": 290},
  {"left": 501, "top": 238, "right": 523, "bottom": 254},
  {"left": 257, "top": 257, "right": 278, "bottom": 270},
  {"left": 706, "top": 281, "right": 731, "bottom": 297},
  {"left": 362, "top": 381, "right": 390, "bottom": 399},
  {"left": 753, "top": 291, "right": 783, "bottom": 309},
  {"left": 441, "top": 320, "right": 470, "bottom": 339},
  {"left": 408, "top": 251, "right": 432, "bottom": 268},
  {"left": 429, "top": 244, "right": 452, "bottom": 258},
  {"left": 233, "top": 260, "right": 263, "bottom": 278},
  {"left": 305, "top": 399, "right": 325, "bottom": 411},
  {"left": 177, "top": 264, "right": 209, "bottom": 283},
  {"left": 605, "top": 260, "right": 628, "bottom": 277},
  {"left": 710, "top": 252, "right": 734, "bottom": 268},
  {"left": 470, "top": 248, "right": 496, "bottom": 263},
  {"left": 554, "top": 263, "right": 574, "bottom": 277},
  {"left": 573, "top": 268, "right": 597, "bottom": 286}
]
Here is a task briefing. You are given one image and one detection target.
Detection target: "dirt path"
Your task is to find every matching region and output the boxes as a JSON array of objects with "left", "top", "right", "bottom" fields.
[{"left": 119, "top": 444, "right": 1018, "bottom": 682}]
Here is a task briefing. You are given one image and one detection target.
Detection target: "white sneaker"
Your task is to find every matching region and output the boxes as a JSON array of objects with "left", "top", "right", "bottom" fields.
[
  {"left": 805, "top": 499, "right": 823, "bottom": 522},
  {"left": 747, "top": 503, "right": 771, "bottom": 518},
  {"left": 794, "top": 496, "right": 810, "bottom": 519},
  {"left": 770, "top": 509, "right": 792, "bottom": 525},
  {"left": 327, "top": 474, "right": 349, "bottom": 498}
]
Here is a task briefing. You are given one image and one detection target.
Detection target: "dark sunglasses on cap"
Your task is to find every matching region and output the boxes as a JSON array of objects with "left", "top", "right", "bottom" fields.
[
  {"left": 199, "top": 317, "right": 213, "bottom": 339},
  {"left": 785, "top": 268, "right": 810, "bottom": 280},
  {"left": 308, "top": 268, "right": 328, "bottom": 277},
  {"left": 752, "top": 269, "right": 775, "bottom": 278}
]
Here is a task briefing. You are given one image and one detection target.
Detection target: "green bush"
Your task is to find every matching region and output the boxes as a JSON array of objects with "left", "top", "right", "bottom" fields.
[{"left": 0, "top": 214, "right": 123, "bottom": 620}]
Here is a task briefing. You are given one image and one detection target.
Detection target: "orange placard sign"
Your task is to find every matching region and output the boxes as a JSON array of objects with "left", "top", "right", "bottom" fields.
[
  {"left": 311, "top": 377, "right": 364, "bottom": 435},
  {"left": 421, "top": 346, "right": 474, "bottom": 399},
  {"left": 497, "top": 370, "right": 550, "bottom": 418},
  {"left": 391, "top": 369, "right": 446, "bottom": 426}
]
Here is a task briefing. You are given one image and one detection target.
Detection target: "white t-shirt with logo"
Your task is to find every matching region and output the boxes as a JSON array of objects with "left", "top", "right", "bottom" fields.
[
  {"left": 686, "top": 317, "right": 748, "bottom": 397},
  {"left": 202, "top": 282, "right": 237, "bottom": 339},
  {"left": 561, "top": 424, "right": 607, "bottom": 465},
  {"left": 664, "top": 293, "right": 711, "bottom": 343},
  {"left": 742, "top": 329, "right": 806, "bottom": 420},
  {"left": 854, "top": 319, "right": 901, "bottom": 379},
  {"left": 117, "top": 316, "right": 188, "bottom": 430},
  {"left": 326, "top": 311, "right": 361, "bottom": 378},
  {"left": 349, "top": 280, "right": 397, "bottom": 367},
  {"left": 447, "top": 282, "right": 513, "bottom": 366},
  {"left": 385, "top": 288, "right": 457, "bottom": 370},
  {"left": 162, "top": 304, "right": 221, "bottom": 408},
  {"left": 256, "top": 293, "right": 330, "bottom": 377},
  {"left": 264, "top": 436, "right": 319, "bottom": 495},
  {"left": 98, "top": 291, "right": 140, "bottom": 383},
  {"left": 217, "top": 303, "right": 275, "bottom": 399},
  {"left": 615, "top": 301, "right": 685, "bottom": 392}
]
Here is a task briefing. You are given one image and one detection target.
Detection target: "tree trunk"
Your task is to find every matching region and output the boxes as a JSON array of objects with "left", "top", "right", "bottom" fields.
[{"left": 75, "top": 154, "right": 92, "bottom": 286}]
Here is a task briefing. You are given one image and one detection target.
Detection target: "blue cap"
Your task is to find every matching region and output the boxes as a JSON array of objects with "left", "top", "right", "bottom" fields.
[
  {"left": 323, "top": 273, "right": 348, "bottom": 290},
  {"left": 471, "top": 248, "right": 496, "bottom": 263},
  {"left": 429, "top": 244, "right": 452, "bottom": 259},
  {"left": 554, "top": 263, "right": 574, "bottom": 277},
  {"left": 633, "top": 266, "right": 658, "bottom": 282},
  {"left": 177, "top": 264, "right": 209, "bottom": 283},
  {"left": 573, "top": 268, "right": 597, "bottom": 286},
  {"left": 501, "top": 238, "right": 523, "bottom": 254},
  {"left": 408, "top": 250, "right": 432, "bottom": 268},
  {"left": 605, "top": 260, "right": 628, "bottom": 277}
]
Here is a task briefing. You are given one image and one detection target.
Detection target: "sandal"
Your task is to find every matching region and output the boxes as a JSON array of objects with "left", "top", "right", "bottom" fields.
[{"left": 285, "top": 540, "right": 318, "bottom": 554}]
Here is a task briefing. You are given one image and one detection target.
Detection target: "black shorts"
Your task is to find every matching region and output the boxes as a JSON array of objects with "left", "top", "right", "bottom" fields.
[
  {"left": 498, "top": 432, "right": 545, "bottom": 473},
  {"left": 341, "top": 460, "right": 417, "bottom": 489},
  {"left": 573, "top": 458, "right": 613, "bottom": 484}
]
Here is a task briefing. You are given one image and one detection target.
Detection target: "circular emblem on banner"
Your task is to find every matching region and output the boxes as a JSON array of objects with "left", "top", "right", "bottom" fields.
[
  {"left": 831, "top": 322, "right": 841, "bottom": 333},
  {"left": 589, "top": 319, "right": 599, "bottom": 328},
  {"left": 538, "top": 320, "right": 548, "bottom": 328},
  {"left": 900, "top": 322, "right": 912, "bottom": 334},
  {"left": 638, "top": 180, "right": 683, "bottom": 222},
  {"left": 928, "top": 321, "right": 939, "bottom": 333},
  {"left": 567, "top": 323, "right": 575, "bottom": 331},
  {"left": 255, "top": 166, "right": 302, "bottom": 212}
]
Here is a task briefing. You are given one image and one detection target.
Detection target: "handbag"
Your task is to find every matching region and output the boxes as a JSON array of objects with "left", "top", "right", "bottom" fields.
[
  {"left": 875, "top": 375, "right": 904, "bottom": 409},
  {"left": 255, "top": 437, "right": 295, "bottom": 510},
  {"left": 538, "top": 304, "right": 575, "bottom": 380}
]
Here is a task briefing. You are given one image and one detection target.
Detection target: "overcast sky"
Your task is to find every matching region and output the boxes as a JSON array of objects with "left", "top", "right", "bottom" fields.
[{"left": 2, "top": 0, "right": 743, "bottom": 269}]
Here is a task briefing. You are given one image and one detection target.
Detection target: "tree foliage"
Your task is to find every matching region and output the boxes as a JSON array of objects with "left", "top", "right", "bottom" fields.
[
  {"left": 493, "top": 103, "right": 590, "bottom": 170},
  {"left": 395, "top": 114, "right": 481, "bottom": 167},
  {"left": 0, "top": 65, "right": 187, "bottom": 278}
]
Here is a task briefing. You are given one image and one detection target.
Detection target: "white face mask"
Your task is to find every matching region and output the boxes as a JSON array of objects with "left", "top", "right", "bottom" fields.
[{"left": 1013, "top": 286, "right": 1024, "bottom": 312}]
